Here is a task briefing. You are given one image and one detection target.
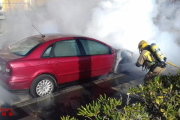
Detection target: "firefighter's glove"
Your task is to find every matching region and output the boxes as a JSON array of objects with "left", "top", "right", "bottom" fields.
[
  {"left": 164, "top": 57, "right": 167, "bottom": 62},
  {"left": 151, "top": 62, "right": 155, "bottom": 65}
]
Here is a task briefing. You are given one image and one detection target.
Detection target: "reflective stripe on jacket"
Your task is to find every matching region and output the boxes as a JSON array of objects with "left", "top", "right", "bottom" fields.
[{"left": 136, "top": 50, "right": 156, "bottom": 69}]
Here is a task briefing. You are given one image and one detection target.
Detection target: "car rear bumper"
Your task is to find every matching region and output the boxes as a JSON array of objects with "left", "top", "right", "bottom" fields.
[
  {"left": 0, "top": 72, "right": 11, "bottom": 89},
  {"left": 0, "top": 72, "right": 30, "bottom": 90}
]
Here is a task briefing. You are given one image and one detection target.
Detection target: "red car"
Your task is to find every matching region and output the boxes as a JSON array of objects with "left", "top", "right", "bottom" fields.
[{"left": 0, "top": 34, "right": 117, "bottom": 97}]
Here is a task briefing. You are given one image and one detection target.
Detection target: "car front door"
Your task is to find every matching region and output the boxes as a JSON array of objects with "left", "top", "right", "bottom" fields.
[
  {"left": 78, "top": 39, "right": 115, "bottom": 78},
  {"left": 49, "top": 39, "right": 87, "bottom": 84}
]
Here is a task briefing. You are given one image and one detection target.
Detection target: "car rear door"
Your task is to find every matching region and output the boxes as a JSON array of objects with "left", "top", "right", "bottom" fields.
[
  {"left": 49, "top": 39, "right": 87, "bottom": 84},
  {"left": 78, "top": 39, "right": 115, "bottom": 77}
]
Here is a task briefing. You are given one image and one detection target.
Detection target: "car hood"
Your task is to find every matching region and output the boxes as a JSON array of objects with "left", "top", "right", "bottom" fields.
[{"left": 0, "top": 48, "right": 23, "bottom": 61}]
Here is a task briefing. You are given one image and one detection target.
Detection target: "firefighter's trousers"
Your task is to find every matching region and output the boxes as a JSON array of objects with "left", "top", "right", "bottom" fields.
[{"left": 144, "top": 66, "right": 166, "bottom": 83}]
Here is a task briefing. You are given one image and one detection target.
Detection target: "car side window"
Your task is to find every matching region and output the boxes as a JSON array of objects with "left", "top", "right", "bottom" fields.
[
  {"left": 42, "top": 46, "right": 52, "bottom": 57},
  {"left": 53, "top": 40, "right": 81, "bottom": 57},
  {"left": 80, "top": 40, "right": 110, "bottom": 55}
]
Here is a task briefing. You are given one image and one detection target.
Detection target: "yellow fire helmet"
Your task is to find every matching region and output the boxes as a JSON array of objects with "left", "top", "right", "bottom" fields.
[{"left": 138, "top": 40, "right": 148, "bottom": 51}]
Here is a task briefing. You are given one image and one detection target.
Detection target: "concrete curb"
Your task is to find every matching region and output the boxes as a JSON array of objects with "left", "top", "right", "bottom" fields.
[{"left": 11, "top": 74, "right": 125, "bottom": 109}]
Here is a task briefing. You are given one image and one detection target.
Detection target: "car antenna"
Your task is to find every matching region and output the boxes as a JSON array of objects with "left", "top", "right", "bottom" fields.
[{"left": 32, "top": 25, "right": 45, "bottom": 38}]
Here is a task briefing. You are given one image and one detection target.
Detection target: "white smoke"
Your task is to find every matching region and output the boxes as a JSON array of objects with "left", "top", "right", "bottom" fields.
[
  {"left": 0, "top": 0, "right": 180, "bottom": 66},
  {"left": 85, "top": 0, "right": 159, "bottom": 51},
  {"left": 154, "top": 0, "right": 180, "bottom": 67}
]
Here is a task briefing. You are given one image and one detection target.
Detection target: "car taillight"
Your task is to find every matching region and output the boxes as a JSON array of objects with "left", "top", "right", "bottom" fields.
[{"left": 6, "top": 63, "right": 12, "bottom": 75}]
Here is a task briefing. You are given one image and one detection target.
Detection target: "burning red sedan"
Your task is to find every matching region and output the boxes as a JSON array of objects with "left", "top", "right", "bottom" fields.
[{"left": 0, "top": 34, "right": 118, "bottom": 97}]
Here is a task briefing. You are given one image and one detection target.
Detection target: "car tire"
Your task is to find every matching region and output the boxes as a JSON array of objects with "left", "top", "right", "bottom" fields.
[{"left": 30, "top": 74, "right": 55, "bottom": 97}]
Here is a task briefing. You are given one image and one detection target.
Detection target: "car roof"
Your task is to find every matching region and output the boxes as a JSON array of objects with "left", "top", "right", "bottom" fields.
[
  {"left": 31, "top": 33, "right": 89, "bottom": 41},
  {"left": 25, "top": 34, "right": 113, "bottom": 49}
]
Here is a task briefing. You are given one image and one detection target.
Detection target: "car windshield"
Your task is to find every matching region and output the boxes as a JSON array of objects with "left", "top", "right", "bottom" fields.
[{"left": 9, "top": 37, "right": 44, "bottom": 56}]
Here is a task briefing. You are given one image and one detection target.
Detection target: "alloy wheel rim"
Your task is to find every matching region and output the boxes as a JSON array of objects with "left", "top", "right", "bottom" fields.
[{"left": 36, "top": 79, "right": 53, "bottom": 97}]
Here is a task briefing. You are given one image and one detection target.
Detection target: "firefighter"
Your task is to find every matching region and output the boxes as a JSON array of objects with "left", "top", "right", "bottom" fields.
[{"left": 136, "top": 40, "right": 167, "bottom": 83}]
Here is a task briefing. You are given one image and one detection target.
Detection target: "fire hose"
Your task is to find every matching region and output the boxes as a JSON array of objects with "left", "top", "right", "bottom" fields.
[{"left": 166, "top": 61, "right": 180, "bottom": 68}]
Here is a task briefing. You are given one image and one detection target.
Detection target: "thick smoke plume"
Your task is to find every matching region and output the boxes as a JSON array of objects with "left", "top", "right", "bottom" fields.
[
  {"left": 0, "top": 0, "right": 179, "bottom": 106},
  {"left": 0, "top": 0, "right": 180, "bottom": 65}
]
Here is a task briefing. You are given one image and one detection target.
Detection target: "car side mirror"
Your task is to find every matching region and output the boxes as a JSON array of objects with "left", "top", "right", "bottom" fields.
[{"left": 109, "top": 49, "right": 114, "bottom": 55}]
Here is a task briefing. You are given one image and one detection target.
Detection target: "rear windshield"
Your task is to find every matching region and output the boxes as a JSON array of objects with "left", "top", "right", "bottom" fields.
[{"left": 9, "top": 37, "right": 44, "bottom": 56}]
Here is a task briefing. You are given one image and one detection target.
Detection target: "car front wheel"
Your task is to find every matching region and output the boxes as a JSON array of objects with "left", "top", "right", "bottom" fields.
[{"left": 30, "top": 74, "right": 55, "bottom": 97}]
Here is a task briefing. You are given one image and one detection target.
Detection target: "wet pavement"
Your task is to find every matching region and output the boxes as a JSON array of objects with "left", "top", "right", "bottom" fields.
[
  {"left": 0, "top": 65, "right": 178, "bottom": 120},
  {"left": 10, "top": 76, "right": 142, "bottom": 120}
]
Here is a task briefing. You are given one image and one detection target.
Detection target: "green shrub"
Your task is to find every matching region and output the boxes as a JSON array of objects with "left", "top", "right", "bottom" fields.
[
  {"left": 61, "top": 69, "right": 180, "bottom": 120},
  {"left": 61, "top": 95, "right": 149, "bottom": 120},
  {"left": 61, "top": 116, "right": 78, "bottom": 120},
  {"left": 129, "top": 69, "right": 180, "bottom": 119}
]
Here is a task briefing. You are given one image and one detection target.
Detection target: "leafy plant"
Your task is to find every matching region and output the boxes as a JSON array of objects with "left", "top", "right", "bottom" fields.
[
  {"left": 129, "top": 69, "right": 180, "bottom": 119},
  {"left": 61, "top": 116, "right": 78, "bottom": 120},
  {"left": 61, "top": 69, "right": 180, "bottom": 120},
  {"left": 61, "top": 95, "right": 148, "bottom": 120}
]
